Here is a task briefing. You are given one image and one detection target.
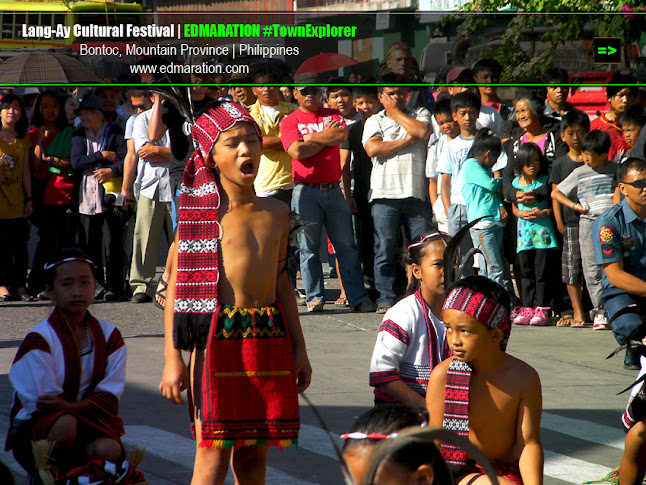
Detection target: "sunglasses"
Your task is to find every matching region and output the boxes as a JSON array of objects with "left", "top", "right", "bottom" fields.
[
  {"left": 298, "top": 87, "right": 321, "bottom": 96},
  {"left": 131, "top": 104, "right": 147, "bottom": 110},
  {"left": 622, "top": 178, "right": 646, "bottom": 189}
]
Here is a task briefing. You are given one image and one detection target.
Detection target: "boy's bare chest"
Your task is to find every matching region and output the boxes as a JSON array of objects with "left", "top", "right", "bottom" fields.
[
  {"left": 469, "top": 378, "right": 519, "bottom": 435},
  {"left": 219, "top": 210, "right": 281, "bottom": 259}
]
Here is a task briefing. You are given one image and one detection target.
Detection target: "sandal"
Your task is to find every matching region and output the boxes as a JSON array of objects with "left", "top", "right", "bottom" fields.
[
  {"left": 571, "top": 320, "right": 587, "bottom": 328},
  {"left": 335, "top": 296, "right": 348, "bottom": 306},
  {"left": 307, "top": 300, "right": 324, "bottom": 312},
  {"left": 556, "top": 314, "right": 574, "bottom": 327},
  {"left": 154, "top": 277, "right": 168, "bottom": 310}
]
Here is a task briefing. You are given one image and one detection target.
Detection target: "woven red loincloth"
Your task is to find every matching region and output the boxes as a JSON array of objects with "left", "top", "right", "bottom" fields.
[{"left": 193, "top": 303, "right": 299, "bottom": 449}]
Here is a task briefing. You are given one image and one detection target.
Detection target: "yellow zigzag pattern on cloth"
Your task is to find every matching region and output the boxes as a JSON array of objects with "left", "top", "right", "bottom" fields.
[
  {"left": 214, "top": 326, "right": 286, "bottom": 339},
  {"left": 215, "top": 305, "right": 284, "bottom": 339},
  {"left": 220, "top": 306, "right": 276, "bottom": 319}
]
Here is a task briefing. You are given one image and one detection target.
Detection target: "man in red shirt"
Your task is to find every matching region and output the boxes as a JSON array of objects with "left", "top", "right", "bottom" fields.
[
  {"left": 281, "top": 74, "right": 376, "bottom": 313},
  {"left": 590, "top": 73, "right": 637, "bottom": 162}
]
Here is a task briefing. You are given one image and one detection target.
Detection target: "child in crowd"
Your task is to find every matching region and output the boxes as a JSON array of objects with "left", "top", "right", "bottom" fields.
[
  {"left": 461, "top": 128, "right": 512, "bottom": 292},
  {"left": 590, "top": 74, "right": 636, "bottom": 162},
  {"left": 512, "top": 143, "right": 558, "bottom": 326},
  {"left": 427, "top": 275, "right": 543, "bottom": 485},
  {"left": 437, "top": 92, "right": 507, "bottom": 275},
  {"left": 341, "top": 405, "right": 451, "bottom": 485},
  {"left": 426, "top": 98, "right": 459, "bottom": 233},
  {"left": 159, "top": 103, "right": 312, "bottom": 485},
  {"left": 369, "top": 232, "right": 450, "bottom": 406},
  {"left": 552, "top": 130, "right": 619, "bottom": 330},
  {"left": 340, "top": 86, "right": 381, "bottom": 291},
  {"left": 550, "top": 110, "right": 590, "bottom": 327},
  {"left": 6, "top": 248, "right": 143, "bottom": 484},
  {"left": 621, "top": 105, "right": 646, "bottom": 159}
]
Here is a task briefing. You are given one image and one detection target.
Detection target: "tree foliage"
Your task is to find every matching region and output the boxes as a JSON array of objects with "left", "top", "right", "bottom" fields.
[{"left": 445, "top": 1, "right": 646, "bottom": 81}]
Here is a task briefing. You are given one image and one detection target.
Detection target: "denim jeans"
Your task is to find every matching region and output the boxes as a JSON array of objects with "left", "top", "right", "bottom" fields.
[
  {"left": 604, "top": 292, "right": 646, "bottom": 344},
  {"left": 292, "top": 184, "right": 367, "bottom": 307},
  {"left": 372, "top": 198, "right": 433, "bottom": 308},
  {"left": 470, "top": 225, "right": 512, "bottom": 292},
  {"left": 579, "top": 217, "right": 603, "bottom": 310},
  {"left": 447, "top": 203, "right": 474, "bottom": 277}
]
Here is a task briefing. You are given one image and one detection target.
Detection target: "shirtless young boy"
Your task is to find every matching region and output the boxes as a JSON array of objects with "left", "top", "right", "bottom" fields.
[
  {"left": 427, "top": 275, "right": 543, "bottom": 485},
  {"left": 159, "top": 102, "right": 312, "bottom": 485}
]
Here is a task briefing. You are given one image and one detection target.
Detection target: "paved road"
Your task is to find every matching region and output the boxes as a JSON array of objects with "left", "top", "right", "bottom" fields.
[{"left": 0, "top": 275, "right": 637, "bottom": 484}]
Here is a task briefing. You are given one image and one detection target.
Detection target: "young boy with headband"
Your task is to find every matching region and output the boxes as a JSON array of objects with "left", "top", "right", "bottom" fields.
[
  {"left": 427, "top": 275, "right": 543, "bottom": 485},
  {"left": 159, "top": 102, "right": 312, "bottom": 484}
]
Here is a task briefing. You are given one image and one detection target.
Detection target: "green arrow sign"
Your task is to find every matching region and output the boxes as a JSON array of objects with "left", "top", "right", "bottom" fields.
[{"left": 597, "top": 46, "right": 617, "bottom": 56}]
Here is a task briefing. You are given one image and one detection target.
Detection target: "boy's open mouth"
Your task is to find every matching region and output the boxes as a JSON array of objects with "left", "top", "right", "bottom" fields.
[{"left": 240, "top": 161, "right": 254, "bottom": 176}]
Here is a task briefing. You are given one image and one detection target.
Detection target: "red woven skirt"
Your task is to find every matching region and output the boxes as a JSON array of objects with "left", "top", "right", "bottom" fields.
[{"left": 190, "top": 303, "right": 300, "bottom": 449}]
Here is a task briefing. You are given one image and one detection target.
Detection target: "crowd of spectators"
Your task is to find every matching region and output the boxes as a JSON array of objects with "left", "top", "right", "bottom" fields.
[{"left": 2, "top": 46, "right": 646, "bottom": 356}]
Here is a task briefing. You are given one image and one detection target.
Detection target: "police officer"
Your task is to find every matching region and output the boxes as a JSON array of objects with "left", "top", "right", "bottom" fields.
[{"left": 593, "top": 158, "right": 646, "bottom": 369}]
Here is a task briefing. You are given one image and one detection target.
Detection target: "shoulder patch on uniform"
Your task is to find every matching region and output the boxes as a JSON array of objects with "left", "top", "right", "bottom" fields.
[{"left": 599, "top": 226, "right": 615, "bottom": 244}]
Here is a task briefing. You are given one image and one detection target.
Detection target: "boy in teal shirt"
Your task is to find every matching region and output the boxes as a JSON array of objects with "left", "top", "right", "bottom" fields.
[{"left": 461, "top": 128, "right": 511, "bottom": 291}]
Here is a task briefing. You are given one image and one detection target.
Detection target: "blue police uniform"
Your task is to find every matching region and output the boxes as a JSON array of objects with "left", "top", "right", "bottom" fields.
[{"left": 593, "top": 198, "right": 646, "bottom": 344}]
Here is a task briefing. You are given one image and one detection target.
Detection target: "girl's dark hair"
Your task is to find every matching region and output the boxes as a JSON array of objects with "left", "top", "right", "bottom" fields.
[
  {"left": 513, "top": 142, "right": 545, "bottom": 176},
  {"left": 30, "top": 90, "right": 69, "bottom": 130},
  {"left": 404, "top": 232, "right": 450, "bottom": 296},
  {"left": 467, "top": 128, "right": 502, "bottom": 161},
  {"left": 0, "top": 94, "right": 28, "bottom": 138},
  {"left": 44, "top": 247, "right": 96, "bottom": 288},
  {"left": 342, "top": 405, "right": 426, "bottom": 452}
]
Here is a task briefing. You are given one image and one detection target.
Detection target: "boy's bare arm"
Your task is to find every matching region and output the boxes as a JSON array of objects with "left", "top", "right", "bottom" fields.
[
  {"left": 426, "top": 360, "right": 449, "bottom": 428},
  {"left": 275, "top": 209, "right": 312, "bottom": 393},
  {"left": 159, "top": 237, "right": 189, "bottom": 405},
  {"left": 429, "top": 178, "right": 438, "bottom": 207},
  {"left": 551, "top": 183, "right": 565, "bottom": 234},
  {"left": 516, "top": 367, "right": 544, "bottom": 485},
  {"left": 441, "top": 174, "right": 452, "bottom": 215},
  {"left": 551, "top": 187, "right": 588, "bottom": 214}
]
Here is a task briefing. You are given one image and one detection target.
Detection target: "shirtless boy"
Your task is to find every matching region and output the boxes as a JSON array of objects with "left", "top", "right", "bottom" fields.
[
  {"left": 427, "top": 275, "right": 543, "bottom": 485},
  {"left": 159, "top": 102, "right": 312, "bottom": 485}
]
